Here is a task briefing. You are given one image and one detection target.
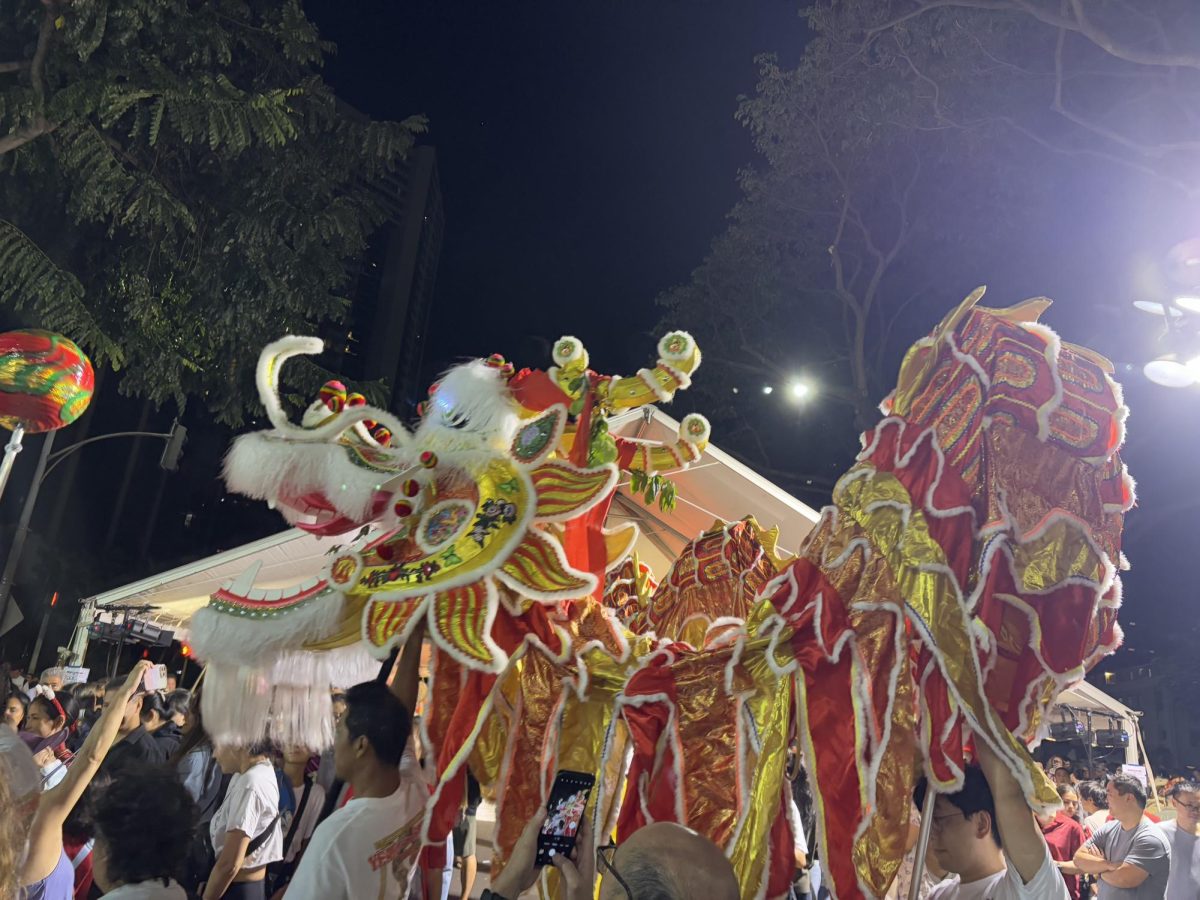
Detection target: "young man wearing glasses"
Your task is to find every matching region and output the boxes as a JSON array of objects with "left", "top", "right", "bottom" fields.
[
  {"left": 1160, "top": 780, "right": 1200, "bottom": 900},
  {"left": 918, "top": 739, "right": 1070, "bottom": 899}
]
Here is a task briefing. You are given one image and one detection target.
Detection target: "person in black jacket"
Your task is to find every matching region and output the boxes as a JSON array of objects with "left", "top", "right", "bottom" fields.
[
  {"left": 144, "top": 690, "right": 190, "bottom": 760},
  {"left": 101, "top": 676, "right": 168, "bottom": 773}
]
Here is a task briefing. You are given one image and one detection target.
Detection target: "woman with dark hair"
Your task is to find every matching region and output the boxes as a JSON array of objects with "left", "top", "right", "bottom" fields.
[
  {"left": 202, "top": 740, "right": 282, "bottom": 900},
  {"left": 20, "top": 661, "right": 153, "bottom": 900},
  {"left": 25, "top": 689, "right": 82, "bottom": 790},
  {"left": 141, "top": 691, "right": 184, "bottom": 759},
  {"left": 169, "top": 687, "right": 226, "bottom": 896},
  {"left": 5, "top": 689, "right": 29, "bottom": 730},
  {"left": 92, "top": 764, "right": 196, "bottom": 898},
  {"left": 149, "top": 690, "right": 190, "bottom": 760},
  {"left": 71, "top": 683, "right": 106, "bottom": 745}
]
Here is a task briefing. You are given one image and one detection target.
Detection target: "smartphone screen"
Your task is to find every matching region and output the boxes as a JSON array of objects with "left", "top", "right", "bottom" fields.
[
  {"left": 143, "top": 664, "right": 167, "bottom": 692},
  {"left": 535, "top": 769, "right": 595, "bottom": 867}
]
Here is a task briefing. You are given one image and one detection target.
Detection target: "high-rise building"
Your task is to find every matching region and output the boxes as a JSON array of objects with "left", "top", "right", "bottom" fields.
[
  {"left": 1099, "top": 659, "right": 1200, "bottom": 771},
  {"left": 325, "top": 144, "right": 444, "bottom": 415}
]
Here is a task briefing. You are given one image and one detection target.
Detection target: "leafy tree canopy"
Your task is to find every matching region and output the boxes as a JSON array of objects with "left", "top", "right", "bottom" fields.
[
  {"left": 0, "top": 0, "right": 426, "bottom": 424},
  {"left": 659, "top": 0, "right": 1200, "bottom": 492}
]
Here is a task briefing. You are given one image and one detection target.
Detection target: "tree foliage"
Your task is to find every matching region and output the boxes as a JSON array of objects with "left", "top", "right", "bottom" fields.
[
  {"left": 0, "top": 0, "right": 426, "bottom": 423},
  {"left": 659, "top": 0, "right": 1199, "bottom": 487}
]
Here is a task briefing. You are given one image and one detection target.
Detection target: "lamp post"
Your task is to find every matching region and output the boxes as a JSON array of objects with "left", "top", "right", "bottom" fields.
[
  {"left": 0, "top": 421, "right": 187, "bottom": 646},
  {"left": 1136, "top": 238, "right": 1200, "bottom": 387}
]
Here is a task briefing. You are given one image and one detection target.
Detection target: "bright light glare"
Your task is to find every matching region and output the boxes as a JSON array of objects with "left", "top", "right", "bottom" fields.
[
  {"left": 1175, "top": 295, "right": 1200, "bottom": 313},
  {"left": 1144, "top": 354, "right": 1196, "bottom": 388},
  {"left": 762, "top": 385, "right": 773, "bottom": 395},
  {"left": 789, "top": 380, "right": 813, "bottom": 400},
  {"left": 1132, "top": 300, "right": 1182, "bottom": 317}
]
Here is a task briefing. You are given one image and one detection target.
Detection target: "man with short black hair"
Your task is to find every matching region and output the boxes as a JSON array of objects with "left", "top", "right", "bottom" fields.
[
  {"left": 919, "top": 739, "right": 1070, "bottom": 899},
  {"left": 1160, "top": 780, "right": 1200, "bottom": 900},
  {"left": 285, "top": 622, "right": 427, "bottom": 900},
  {"left": 1074, "top": 774, "right": 1171, "bottom": 898}
]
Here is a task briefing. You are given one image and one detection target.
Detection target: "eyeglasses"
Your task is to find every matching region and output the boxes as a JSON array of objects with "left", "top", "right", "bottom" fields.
[
  {"left": 1173, "top": 800, "right": 1200, "bottom": 814},
  {"left": 597, "top": 842, "right": 633, "bottom": 899},
  {"left": 930, "top": 812, "right": 965, "bottom": 832}
]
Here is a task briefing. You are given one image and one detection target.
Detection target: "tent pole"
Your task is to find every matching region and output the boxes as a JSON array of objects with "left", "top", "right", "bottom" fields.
[
  {"left": 1134, "top": 718, "right": 1160, "bottom": 809},
  {"left": 907, "top": 786, "right": 937, "bottom": 900}
]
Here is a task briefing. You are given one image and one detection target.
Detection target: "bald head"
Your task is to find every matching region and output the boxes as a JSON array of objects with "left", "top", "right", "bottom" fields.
[{"left": 599, "top": 822, "right": 739, "bottom": 900}]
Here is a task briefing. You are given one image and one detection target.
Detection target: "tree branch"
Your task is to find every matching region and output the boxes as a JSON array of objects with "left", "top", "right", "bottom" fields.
[
  {"left": 0, "top": 7, "right": 57, "bottom": 158},
  {"left": 29, "top": 5, "right": 54, "bottom": 108},
  {"left": 0, "top": 61, "right": 30, "bottom": 73},
  {"left": 1051, "top": 27, "right": 1200, "bottom": 156},
  {"left": 867, "top": 0, "right": 1200, "bottom": 70}
]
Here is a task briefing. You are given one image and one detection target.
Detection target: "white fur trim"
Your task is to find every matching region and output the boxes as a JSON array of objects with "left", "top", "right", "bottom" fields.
[
  {"left": 1020, "top": 321, "right": 1065, "bottom": 442},
  {"left": 189, "top": 589, "right": 344, "bottom": 665},
  {"left": 256, "top": 336, "right": 325, "bottom": 431}
]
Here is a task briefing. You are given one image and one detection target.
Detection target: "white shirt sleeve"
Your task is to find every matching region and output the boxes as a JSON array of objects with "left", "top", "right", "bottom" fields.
[
  {"left": 789, "top": 797, "right": 809, "bottom": 856},
  {"left": 223, "top": 775, "right": 272, "bottom": 839},
  {"left": 284, "top": 819, "right": 348, "bottom": 900},
  {"left": 1000, "top": 846, "right": 1070, "bottom": 900}
]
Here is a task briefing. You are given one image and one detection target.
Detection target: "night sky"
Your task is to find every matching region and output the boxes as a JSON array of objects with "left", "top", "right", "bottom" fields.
[
  {"left": 300, "top": 0, "right": 1200, "bottom": 669},
  {"left": 305, "top": 0, "right": 808, "bottom": 376},
  {"left": 3, "top": 1, "right": 1196, "bottom": 683}
]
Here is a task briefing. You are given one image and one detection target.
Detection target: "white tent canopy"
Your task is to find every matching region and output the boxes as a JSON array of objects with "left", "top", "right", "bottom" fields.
[
  {"left": 74, "top": 408, "right": 822, "bottom": 651},
  {"left": 1052, "top": 679, "right": 1142, "bottom": 765}
]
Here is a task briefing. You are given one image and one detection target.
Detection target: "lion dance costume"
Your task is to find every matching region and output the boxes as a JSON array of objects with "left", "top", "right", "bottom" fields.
[{"left": 187, "top": 288, "right": 1132, "bottom": 899}]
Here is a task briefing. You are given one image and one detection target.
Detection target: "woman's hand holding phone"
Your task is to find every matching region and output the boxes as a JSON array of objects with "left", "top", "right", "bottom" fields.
[{"left": 489, "top": 806, "right": 547, "bottom": 898}]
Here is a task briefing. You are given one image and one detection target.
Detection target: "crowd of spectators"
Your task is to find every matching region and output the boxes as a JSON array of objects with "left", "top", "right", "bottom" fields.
[{"left": 3, "top": 654, "right": 1197, "bottom": 900}]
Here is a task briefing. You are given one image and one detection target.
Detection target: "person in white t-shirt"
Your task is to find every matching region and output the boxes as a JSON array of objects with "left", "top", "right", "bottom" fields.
[
  {"left": 203, "top": 740, "right": 282, "bottom": 900},
  {"left": 1080, "top": 782, "right": 1111, "bottom": 837},
  {"left": 920, "top": 738, "right": 1070, "bottom": 900},
  {"left": 285, "top": 621, "right": 429, "bottom": 900}
]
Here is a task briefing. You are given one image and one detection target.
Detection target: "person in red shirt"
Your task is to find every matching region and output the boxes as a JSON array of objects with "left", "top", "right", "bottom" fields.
[{"left": 1038, "top": 784, "right": 1087, "bottom": 900}]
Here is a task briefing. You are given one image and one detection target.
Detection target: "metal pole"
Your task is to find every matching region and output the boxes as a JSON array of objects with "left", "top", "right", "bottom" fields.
[
  {"left": 1134, "top": 719, "right": 1161, "bottom": 810},
  {"left": 0, "top": 424, "right": 26, "bottom": 503},
  {"left": 109, "top": 608, "right": 129, "bottom": 680},
  {"left": 28, "top": 605, "right": 51, "bottom": 676},
  {"left": 907, "top": 785, "right": 938, "bottom": 900},
  {"left": 0, "top": 430, "right": 55, "bottom": 639}
]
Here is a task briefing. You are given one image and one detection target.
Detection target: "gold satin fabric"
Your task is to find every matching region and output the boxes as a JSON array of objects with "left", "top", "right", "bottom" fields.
[{"left": 835, "top": 466, "right": 1060, "bottom": 810}]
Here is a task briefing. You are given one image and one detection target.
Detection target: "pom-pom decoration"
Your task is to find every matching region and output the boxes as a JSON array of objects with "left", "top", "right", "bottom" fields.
[
  {"left": 552, "top": 336, "right": 588, "bottom": 368},
  {"left": 657, "top": 331, "right": 696, "bottom": 364},
  {"left": 679, "top": 413, "right": 711, "bottom": 447},
  {"left": 0, "top": 330, "right": 94, "bottom": 434}
]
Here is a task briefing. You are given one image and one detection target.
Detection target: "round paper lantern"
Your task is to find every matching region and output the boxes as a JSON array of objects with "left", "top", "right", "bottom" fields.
[{"left": 0, "top": 330, "right": 95, "bottom": 433}]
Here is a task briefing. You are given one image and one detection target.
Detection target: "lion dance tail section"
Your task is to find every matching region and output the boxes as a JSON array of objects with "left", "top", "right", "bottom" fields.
[{"left": 760, "top": 288, "right": 1132, "bottom": 898}]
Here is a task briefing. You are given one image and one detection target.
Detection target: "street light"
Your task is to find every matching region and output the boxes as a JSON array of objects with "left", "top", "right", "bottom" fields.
[
  {"left": 1143, "top": 353, "right": 1196, "bottom": 388},
  {"left": 762, "top": 385, "right": 774, "bottom": 395},
  {"left": 788, "top": 380, "right": 814, "bottom": 401},
  {"left": 1136, "top": 238, "right": 1200, "bottom": 386}
]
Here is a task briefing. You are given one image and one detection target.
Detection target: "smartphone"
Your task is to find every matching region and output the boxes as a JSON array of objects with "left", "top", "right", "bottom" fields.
[
  {"left": 142, "top": 664, "right": 168, "bottom": 692},
  {"left": 535, "top": 769, "right": 595, "bottom": 867}
]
